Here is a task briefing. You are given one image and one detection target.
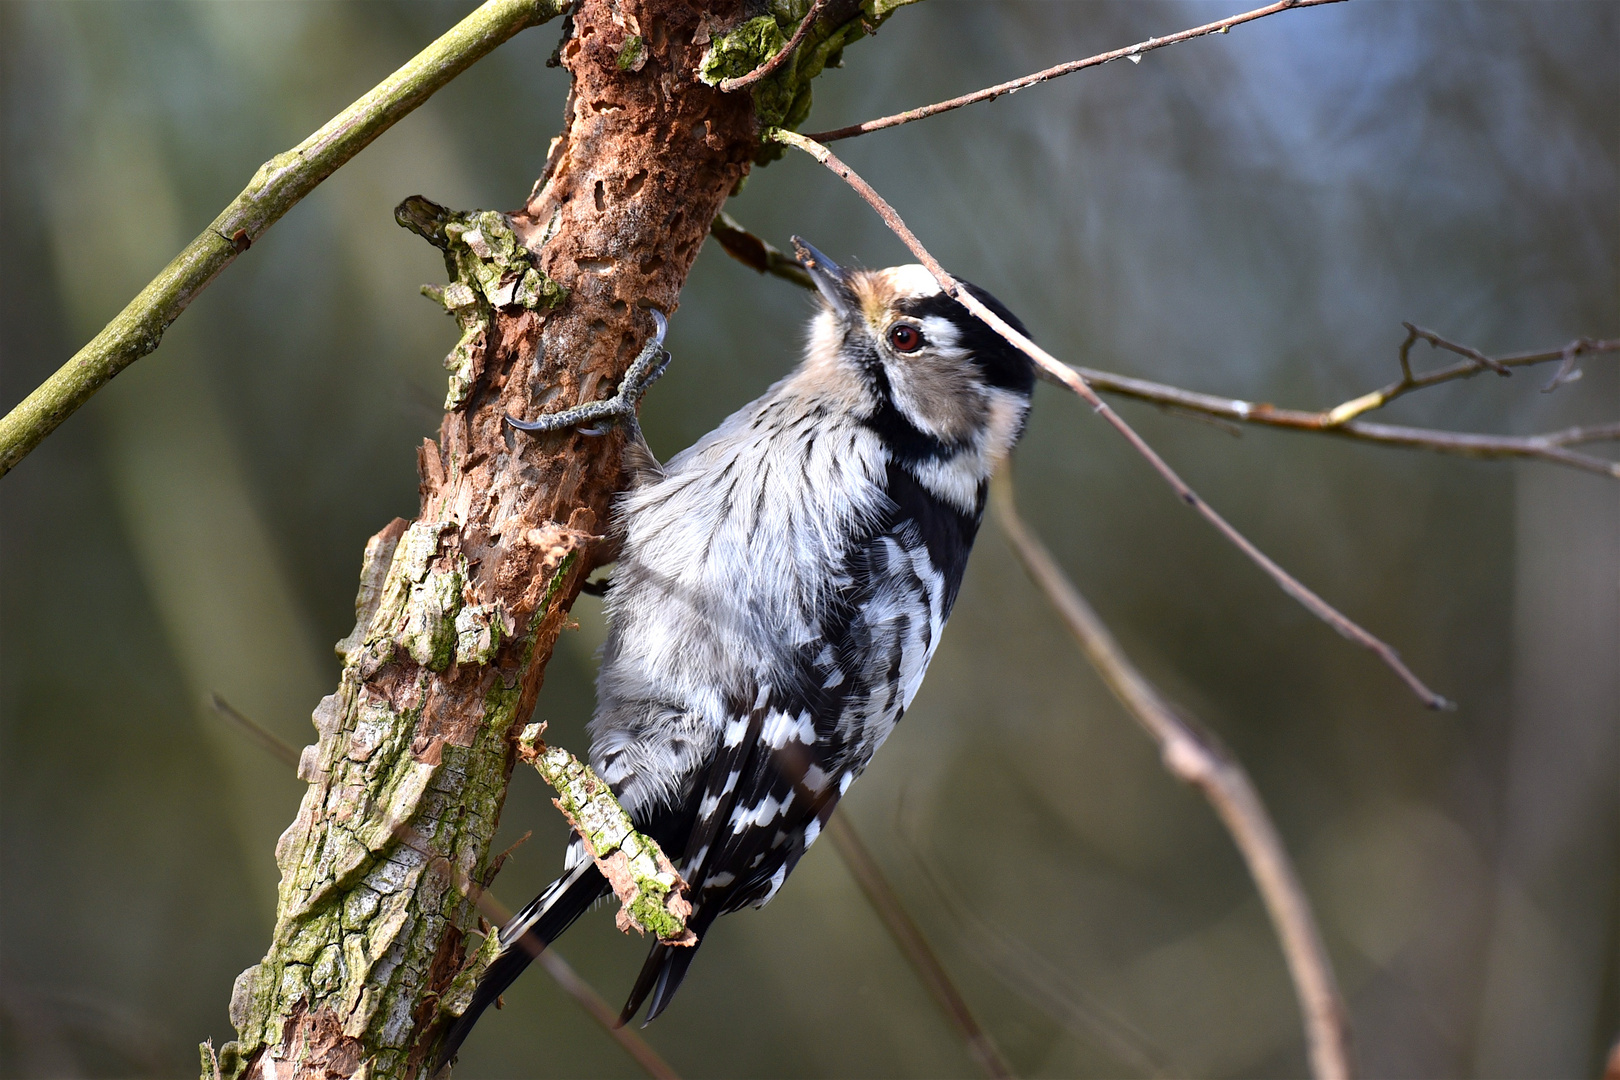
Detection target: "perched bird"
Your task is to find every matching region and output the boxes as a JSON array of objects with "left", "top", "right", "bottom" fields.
[{"left": 440, "top": 240, "right": 1035, "bottom": 1064}]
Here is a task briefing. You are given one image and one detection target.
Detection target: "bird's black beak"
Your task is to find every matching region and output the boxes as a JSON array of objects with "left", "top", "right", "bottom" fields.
[{"left": 791, "top": 236, "right": 857, "bottom": 319}]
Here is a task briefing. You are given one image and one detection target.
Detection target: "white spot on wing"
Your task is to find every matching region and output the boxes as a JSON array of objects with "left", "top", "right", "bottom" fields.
[
  {"left": 762, "top": 709, "right": 816, "bottom": 749},
  {"left": 757, "top": 862, "right": 789, "bottom": 906}
]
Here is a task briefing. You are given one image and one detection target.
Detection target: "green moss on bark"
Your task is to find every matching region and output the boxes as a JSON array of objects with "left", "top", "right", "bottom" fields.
[
  {"left": 697, "top": 0, "right": 923, "bottom": 164},
  {"left": 517, "top": 724, "right": 694, "bottom": 945}
]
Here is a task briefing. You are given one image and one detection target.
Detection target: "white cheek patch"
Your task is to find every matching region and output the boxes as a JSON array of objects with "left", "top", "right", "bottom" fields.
[
  {"left": 982, "top": 388, "right": 1028, "bottom": 463},
  {"left": 918, "top": 315, "right": 961, "bottom": 351}
]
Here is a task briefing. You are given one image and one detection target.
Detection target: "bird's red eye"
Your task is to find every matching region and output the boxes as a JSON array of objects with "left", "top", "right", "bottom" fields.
[{"left": 887, "top": 323, "right": 923, "bottom": 353}]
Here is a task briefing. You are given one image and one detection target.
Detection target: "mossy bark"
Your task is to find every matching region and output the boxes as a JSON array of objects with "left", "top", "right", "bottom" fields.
[{"left": 215, "top": 3, "right": 916, "bottom": 1077}]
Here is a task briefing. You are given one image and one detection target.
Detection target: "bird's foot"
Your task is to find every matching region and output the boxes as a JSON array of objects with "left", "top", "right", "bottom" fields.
[{"left": 506, "top": 310, "right": 671, "bottom": 437}]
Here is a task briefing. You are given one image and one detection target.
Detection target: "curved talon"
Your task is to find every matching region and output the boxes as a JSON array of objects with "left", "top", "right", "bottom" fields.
[{"left": 507, "top": 309, "right": 670, "bottom": 438}]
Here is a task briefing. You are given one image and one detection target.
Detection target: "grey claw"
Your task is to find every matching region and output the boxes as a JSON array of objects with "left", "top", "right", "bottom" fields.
[
  {"left": 507, "top": 312, "right": 670, "bottom": 442},
  {"left": 505, "top": 413, "right": 562, "bottom": 433}
]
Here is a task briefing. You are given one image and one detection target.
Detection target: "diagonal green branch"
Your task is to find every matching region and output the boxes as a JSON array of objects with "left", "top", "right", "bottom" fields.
[{"left": 0, "top": 0, "right": 567, "bottom": 480}]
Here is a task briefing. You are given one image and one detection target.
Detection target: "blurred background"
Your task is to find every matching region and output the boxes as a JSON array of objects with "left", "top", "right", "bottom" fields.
[{"left": 2, "top": 2, "right": 1615, "bottom": 1077}]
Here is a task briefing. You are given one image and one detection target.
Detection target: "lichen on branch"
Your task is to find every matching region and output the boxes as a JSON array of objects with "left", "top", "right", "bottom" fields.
[
  {"left": 398, "top": 195, "right": 566, "bottom": 408},
  {"left": 516, "top": 723, "right": 695, "bottom": 945}
]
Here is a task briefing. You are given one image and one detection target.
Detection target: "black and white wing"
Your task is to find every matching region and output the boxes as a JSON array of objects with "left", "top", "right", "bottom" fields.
[{"left": 619, "top": 461, "right": 984, "bottom": 1024}]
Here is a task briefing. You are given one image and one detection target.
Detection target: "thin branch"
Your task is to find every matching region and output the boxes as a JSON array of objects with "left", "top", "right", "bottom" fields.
[
  {"left": 209, "top": 692, "right": 301, "bottom": 768},
  {"left": 709, "top": 212, "right": 816, "bottom": 290},
  {"left": 207, "top": 694, "right": 678, "bottom": 1080},
  {"left": 772, "top": 127, "right": 1451, "bottom": 710},
  {"left": 804, "top": 0, "right": 1345, "bottom": 143},
  {"left": 1321, "top": 325, "right": 1619, "bottom": 425},
  {"left": 1073, "top": 367, "right": 1620, "bottom": 480},
  {"left": 719, "top": 0, "right": 828, "bottom": 92},
  {"left": 0, "top": 0, "right": 568, "bottom": 480},
  {"left": 896, "top": 820, "right": 1172, "bottom": 1078},
  {"left": 707, "top": 216, "right": 1619, "bottom": 479},
  {"left": 991, "top": 473, "right": 1353, "bottom": 1080},
  {"left": 516, "top": 723, "right": 694, "bottom": 946},
  {"left": 824, "top": 814, "right": 1015, "bottom": 1080}
]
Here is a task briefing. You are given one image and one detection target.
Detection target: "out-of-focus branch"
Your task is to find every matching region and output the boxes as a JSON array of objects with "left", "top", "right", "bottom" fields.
[
  {"left": 709, "top": 213, "right": 815, "bottom": 290},
  {"left": 804, "top": 0, "right": 1345, "bottom": 143},
  {"left": 205, "top": 695, "right": 678, "bottom": 1080},
  {"left": 772, "top": 127, "right": 1451, "bottom": 710},
  {"left": 824, "top": 814, "right": 1014, "bottom": 1080},
  {"left": 897, "top": 819, "right": 1171, "bottom": 1077},
  {"left": 990, "top": 475, "right": 1353, "bottom": 1080},
  {"left": 0, "top": 0, "right": 568, "bottom": 480},
  {"left": 1320, "top": 325, "right": 1618, "bottom": 424}
]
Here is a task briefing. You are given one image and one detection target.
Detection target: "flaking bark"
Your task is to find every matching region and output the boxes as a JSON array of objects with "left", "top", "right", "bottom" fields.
[{"left": 517, "top": 724, "right": 696, "bottom": 945}]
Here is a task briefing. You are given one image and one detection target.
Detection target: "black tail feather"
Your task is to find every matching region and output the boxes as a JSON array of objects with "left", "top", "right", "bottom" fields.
[
  {"left": 618, "top": 906, "right": 718, "bottom": 1028},
  {"left": 641, "top": 943, "right": 702, "bottom": 1025},
  {"left": 617, "top": 943, "right": 670, "bottom": 1028},
  {"left": 436, "top": 860, "right": 607, "bottom": 1069}
]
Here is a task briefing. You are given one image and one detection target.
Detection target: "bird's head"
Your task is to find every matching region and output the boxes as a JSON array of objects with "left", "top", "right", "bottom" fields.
[{"left": 791, "top": 237, "right": 1036, "bottom": 455}]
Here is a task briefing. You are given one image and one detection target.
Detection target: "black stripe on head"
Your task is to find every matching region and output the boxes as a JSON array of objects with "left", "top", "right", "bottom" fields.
[
  {"left": 897, "top": 280, "right": 1037, "bottom": 398},
  {"left": 857, "top": 342, "right": 970, "bottom": 465}
]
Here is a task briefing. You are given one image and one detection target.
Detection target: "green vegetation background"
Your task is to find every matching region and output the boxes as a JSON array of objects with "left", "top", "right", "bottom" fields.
[{"left": 1, "top": 2, "right": 1614, "bottom": 1077}]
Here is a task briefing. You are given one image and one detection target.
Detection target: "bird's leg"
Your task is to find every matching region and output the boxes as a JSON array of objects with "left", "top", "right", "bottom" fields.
[{"left": 506, "top": 310, "right": 672, "bottom": 437}]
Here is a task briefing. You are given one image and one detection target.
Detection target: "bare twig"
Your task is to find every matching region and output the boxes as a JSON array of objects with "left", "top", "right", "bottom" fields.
[
  {"left": 773, "top": 127, "right": 1451, "bottom": 710},
  {"left": 719, "top": 0, "right": 827, "bottom": 92},
  {"left": 708, "top": 216, "right": 1618, "bottom": 479},
  {"left": 824, "top": 814, "right": 1014, "bottom": 1079},
  {"left": 709, "top": 212, "right": 816, "bottom": 290},
  {"left": 207, "top": 694, "right": 678, "bottom": 1080},
  {"left": 1072, "top": 367, "right": 1620, "bottom": 480},
  {"left": 1322, "top": 326, "right": 1619, "bottom": 425},
  {"left": 990, "top": 473, "right": 1353, "bottom": 1080},
  {"left": 0, "top": 0, "right": 569, "bottom": 480},
  {"left": 804, "top": 0, "right": 1345, "bottom": 143},
  {"left": 1542, "top": 337, "right": 1603, "bottom": 393}
]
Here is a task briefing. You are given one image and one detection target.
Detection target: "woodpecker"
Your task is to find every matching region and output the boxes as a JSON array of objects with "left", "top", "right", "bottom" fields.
[{"left": 440, "top": 240, "right": 1035, "bottom": 1065}]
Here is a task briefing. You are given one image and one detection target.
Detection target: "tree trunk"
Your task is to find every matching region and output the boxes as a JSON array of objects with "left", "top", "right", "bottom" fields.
[{"left": 210, "top": 2, "right": 908, "bottom": 1077}]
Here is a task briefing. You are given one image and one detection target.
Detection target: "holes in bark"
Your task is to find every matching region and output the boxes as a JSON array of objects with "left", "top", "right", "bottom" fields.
[
  {"left": 592, "top": 100, "right": 624, "bottom": 114},
  {"left": 623, "top": 170, "right": 647, "bottom": 198},
  {"left": 594, "top": 180, "right": 606, "bottom": 212},
  {"left": 576, "top": 258, "right": 615, "bottom": 274},
  {"left": 638, "top": 253, "right": 665, "bottom": 275}
]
